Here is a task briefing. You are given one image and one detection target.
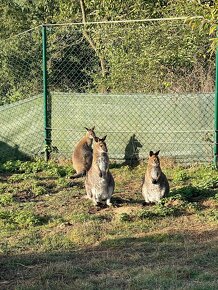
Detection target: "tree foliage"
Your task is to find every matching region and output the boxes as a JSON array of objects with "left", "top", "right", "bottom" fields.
[{"left": 0, "top": 0, "right": 217, "bottom": 104}]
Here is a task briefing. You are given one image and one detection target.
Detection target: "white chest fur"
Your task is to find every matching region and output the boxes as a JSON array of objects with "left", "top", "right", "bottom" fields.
[
  {"left": 98, "top": 155, "right": 108, "bottom": 173},
  {"left": 151, "top": 167, "right": 159, "bottom": 180}
]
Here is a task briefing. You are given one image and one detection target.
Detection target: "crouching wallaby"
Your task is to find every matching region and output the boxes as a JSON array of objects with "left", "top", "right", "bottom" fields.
[
  {"left": 142, "top": 150, "right": 169, "bottom": 204},
  {"left": 85, "top": 135, "right": 115, "bottom": 206},
  {"left": 71, "top": 127, "right": 96, "bottom": 179}
]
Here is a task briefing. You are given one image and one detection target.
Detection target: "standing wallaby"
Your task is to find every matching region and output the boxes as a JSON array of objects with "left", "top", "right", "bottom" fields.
[
  {"left": 142, "top": 150, "right": 169, "bottom": 204},
  {"left": 71, "top": 127, "right": 96, "bottom": 179},
  {"left": 85, "top": 135, "right": 115, "bottom": 206}
]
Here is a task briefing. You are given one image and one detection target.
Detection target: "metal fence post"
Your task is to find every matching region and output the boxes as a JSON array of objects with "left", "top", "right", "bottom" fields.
[
  {"left": 42, "top": 24, "right": 51, "bottom": 161},
  {"left": 214, "top": 29, "right": 218, "bottom": 168}
]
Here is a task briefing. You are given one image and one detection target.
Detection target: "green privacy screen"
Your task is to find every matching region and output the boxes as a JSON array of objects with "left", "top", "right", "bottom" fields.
[{"left": 0, "top": 92, "right": 214, "bottom": 163}]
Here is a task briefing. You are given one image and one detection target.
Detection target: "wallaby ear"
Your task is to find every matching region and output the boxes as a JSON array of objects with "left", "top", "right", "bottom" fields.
[
  {"left": 149, "top": 151, "right": 154, "bottom": 157},
  {"left": 101, "top": 135, "right": 107, "bottom": 141},
  {"left": 91, "top": 126, "right": 95, "bottom": 131},
  {"left": 155, "top": 150, "right": 160, "bottom": 156},
  {"left": 84, "top": 127, "right": 89, "bottom": 131}
]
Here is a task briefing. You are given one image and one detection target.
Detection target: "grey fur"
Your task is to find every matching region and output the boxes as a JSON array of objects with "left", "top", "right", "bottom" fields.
[
  {"left": 85, "top": 136, "right": 115, "bottom": 206},
  {"left": 142, "top": 150, "right": 169, "bottom": 203}
]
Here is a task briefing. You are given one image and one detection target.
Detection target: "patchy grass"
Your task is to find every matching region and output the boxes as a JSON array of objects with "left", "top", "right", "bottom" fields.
[{"left": 0, "top": 160, "right": 217, "bottom": 289}]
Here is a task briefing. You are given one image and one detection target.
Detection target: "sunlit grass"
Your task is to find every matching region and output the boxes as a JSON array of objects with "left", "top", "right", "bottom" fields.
[{"left": 0, "top": 159, "right": 217, "bottom": 289}]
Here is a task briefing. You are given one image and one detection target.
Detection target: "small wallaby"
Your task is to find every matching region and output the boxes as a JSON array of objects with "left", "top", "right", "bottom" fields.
[
  {"left": 71, "top": 126, "right": 96, "bottom": 179},
  {"left": 142, "top": 150, "right": 169, "bottom": 204},
  {"left": 85, "top": 135, "right": 115, "bottom": 206}
]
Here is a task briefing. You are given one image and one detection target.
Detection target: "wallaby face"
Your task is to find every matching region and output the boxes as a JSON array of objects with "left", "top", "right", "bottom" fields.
[
  {"left": 93, "top": 136, "right": 108, "bottom": 178},
  {"left": 85, "top": 127, "right": 96, "bottom": 141},
  {"left": 85, "top": 135, "right": 115, "bottom": 207},
  {"left": 142, "top": 150, "right": 169, "bottom": 204},
  {"left": 71, "top": 126, "right": 96, "bottom": 179},
  {"left": 93, "top": 136, "right": 108, "bottom": 154},
  {"left": 148, "top": 150, "right": 160, "bottom": 167}
]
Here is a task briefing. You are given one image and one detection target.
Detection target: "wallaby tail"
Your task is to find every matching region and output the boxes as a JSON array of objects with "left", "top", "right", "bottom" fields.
[{"left": 70, "top": 170, "right": 86, "bottom": 179}]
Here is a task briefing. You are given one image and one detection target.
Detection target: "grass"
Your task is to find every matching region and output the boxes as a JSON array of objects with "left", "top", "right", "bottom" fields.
[{"left": 0, "top": 159, "right": 218, "bottom": 289}]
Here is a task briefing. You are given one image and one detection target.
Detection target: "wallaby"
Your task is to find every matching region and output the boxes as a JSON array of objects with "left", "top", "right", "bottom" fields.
[
  {"left": 142, "top": 150, "right": 169, "bottom": 204},
  {"left": 85, "top": 135, "right": 115, "bottom": 206},
  {"left": 71, "top": 127, "right": 96, "bottom": 179}
]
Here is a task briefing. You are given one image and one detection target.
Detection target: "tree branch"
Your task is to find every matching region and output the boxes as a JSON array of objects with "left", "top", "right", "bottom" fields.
[{"left": 79, "top": 0, "right": 107, "bottom": 84}]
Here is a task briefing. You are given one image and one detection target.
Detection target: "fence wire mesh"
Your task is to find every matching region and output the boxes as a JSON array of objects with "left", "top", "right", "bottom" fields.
[
  {"left": 0, "top": 28, "right": 44, "bottom": 162},
  {"left": 0, "top": 20, "right": 215, "bottom": 163}
]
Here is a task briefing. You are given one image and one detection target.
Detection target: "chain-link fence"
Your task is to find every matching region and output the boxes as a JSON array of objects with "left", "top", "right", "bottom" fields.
[
  {"left": 0, "top": 19, "right": 216, "bottom": 163},
  {"left": 0, "top": 28, "right": 44, "bottom": 162}
]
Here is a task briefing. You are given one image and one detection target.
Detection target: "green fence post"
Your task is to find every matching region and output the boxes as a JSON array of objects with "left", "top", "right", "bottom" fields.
[
  {"left": 42, "top": 24, "right": 51, "bottom": 161},
  {"left": 214, "top": 30, "right": 218, "bottom": 168}
]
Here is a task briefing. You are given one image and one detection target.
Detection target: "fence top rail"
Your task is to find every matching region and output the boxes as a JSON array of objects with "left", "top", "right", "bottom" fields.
[
  {"left": 0, "top": 16, "right": 204, "bottom": 42},
  {"left": 0, "top": 25, "right": 42, "bottom": 43},
  {"left": 44, "top": 16, "right": 203, "bottom": 27}
]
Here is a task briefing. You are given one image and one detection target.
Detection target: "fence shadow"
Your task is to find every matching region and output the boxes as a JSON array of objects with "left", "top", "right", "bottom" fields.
[{"left": 0, "top": 140, "right": 30, "bottom": 162}]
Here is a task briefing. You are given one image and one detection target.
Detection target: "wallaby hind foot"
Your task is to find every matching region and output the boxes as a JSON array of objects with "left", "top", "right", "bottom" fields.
[
  {"left": 70, "top": 170, "right": 86, "bottom": 179},
  {"left": 106, "top": 198, "right": 112, "bottom": 206}
]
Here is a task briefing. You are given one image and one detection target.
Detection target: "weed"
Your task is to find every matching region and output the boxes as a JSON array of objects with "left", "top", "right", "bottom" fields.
[
  {"left": 119, "top": 212, "right": 132, "bottom": 222},
  {"left": 0, "top": 193, "right": 13, "bottom": 205},
  {"left": 0, "top": 183, "right": 8, "bottom": 193},
  {"left": 170, "top": 186, "right": 211, "bottom": 201},
  {"left": 56, "top": 177, "right": 69, "bottom": 188},
  {"left": 31, "top": 184, "right": 47, "bottom": 196},
  {"left": 138, "top": 204, "right": 180, "bottom": 219},
  {"left": 0, "top": 208, "right": 47, "bottom": 229},
  {"left": 0, "top": 160, "right": 22, "bottom": 173},
  {"left": 8, "top": 173, "right": 35, "bottom": 182},
  {"left": 198, "top": 209, "right": 218, "bottom": 221},
  {"left": 173, "top": 169, "right": 190, "bottom": 182}
]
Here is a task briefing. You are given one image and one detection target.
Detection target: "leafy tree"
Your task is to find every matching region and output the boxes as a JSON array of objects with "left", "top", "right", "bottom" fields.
[{"left": 0, "top": 0, "right": 216, "bottom": 104}]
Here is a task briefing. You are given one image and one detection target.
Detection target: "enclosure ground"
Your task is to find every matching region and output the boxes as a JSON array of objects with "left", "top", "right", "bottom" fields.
[{"left": 0, "top": 160, "right": 217, "bottom": 289}]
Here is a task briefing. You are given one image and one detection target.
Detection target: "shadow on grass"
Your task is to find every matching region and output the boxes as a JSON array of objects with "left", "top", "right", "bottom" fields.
[
  {"left": 0, "top": 229, "right": 218, "bottom": 289},
  {"left": 68, "top": 180, "right": 84, "bottom": 189},
  {"left": 112, "top": 195, "right": 144, "bottom": 206}
]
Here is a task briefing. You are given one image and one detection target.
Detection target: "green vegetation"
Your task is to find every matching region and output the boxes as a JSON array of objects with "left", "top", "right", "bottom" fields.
[
  {"left": 0, "top": 0, "right": 216, "bottom": 163},
  {"left": 0, "top": 159, "right": 217, "bottom": 289},
  {"left": 0, "top": 0, "right": 217, "bottom": 104},
  {"left": 0, "top": 1, "right": 218, "bottom": 286}
]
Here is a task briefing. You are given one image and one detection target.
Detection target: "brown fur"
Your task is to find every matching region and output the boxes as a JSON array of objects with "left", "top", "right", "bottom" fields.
[{"left": 71, "top": 127, "right": 95, "bottom": 179}]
